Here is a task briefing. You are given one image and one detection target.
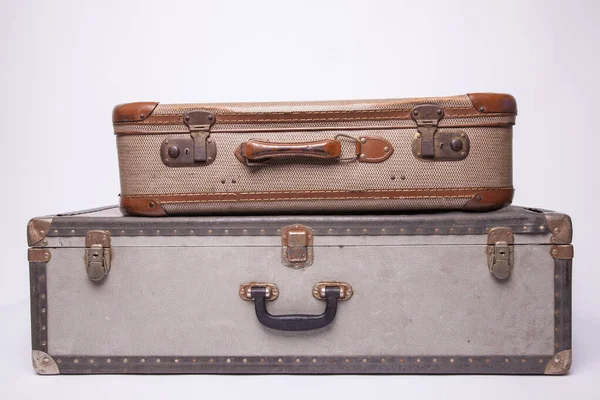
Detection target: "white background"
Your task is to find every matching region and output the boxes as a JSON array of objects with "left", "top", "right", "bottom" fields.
[{"left": 1, "top": 0, "right": 599, "bottom": 398}]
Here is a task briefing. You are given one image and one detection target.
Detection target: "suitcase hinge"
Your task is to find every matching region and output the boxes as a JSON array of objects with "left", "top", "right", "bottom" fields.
[
  {"left": 487, "top": 227, "right": 514, "bottom": 279},
  {"left": 161, "top": 111, "right": 217, "bottom": 167},
  {"left": 85, "top": 230, "right": 111, "bottom": 282},
  {"left": 281, "top": 224, "right": 314, "bottom": 269}
]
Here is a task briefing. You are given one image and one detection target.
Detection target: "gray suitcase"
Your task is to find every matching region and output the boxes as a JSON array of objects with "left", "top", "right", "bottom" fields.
[{"left": 27, "top": 205, "right": 573, "bottom": 375}]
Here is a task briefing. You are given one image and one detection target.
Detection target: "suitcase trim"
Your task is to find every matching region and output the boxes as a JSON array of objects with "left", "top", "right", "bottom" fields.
[
  {"left": 118, "top": 187, "right": 514, "bottom": 216},
  {"left": 28, "top": 208, "right": 572, "bottom": 375}
]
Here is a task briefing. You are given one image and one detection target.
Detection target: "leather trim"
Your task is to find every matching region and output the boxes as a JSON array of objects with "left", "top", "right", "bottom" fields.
[
  {"left": 467, "top": 93, "right": 517, "bottom": 114},
  {"left": 462, "top": 189, "right": 514, "bottom": 211},
  {"left": 136, "top": 107, "right": 496, "bottom": 126},
  {"left": 357, "top": 136, "right": 394, "bottom": 163},
  {"left": 119, "top": 196, "right": 167, "bottom": 216},
  {"left": 112, "top": 102, "right": 159, "bottom": 123},
  {"left": 120, "top": 188, "right": 513, "bottom": 216}
]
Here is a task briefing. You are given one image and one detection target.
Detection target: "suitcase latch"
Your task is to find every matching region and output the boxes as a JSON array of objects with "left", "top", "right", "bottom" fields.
[
  {"left": 281, "top": 224, "right": 314, "bottom": 269},
  {"left": 410, "top": 105, "right": 470, "bottom": 161},
  {"left": 161, "top": 111, "right": 217, "bottom": 167},
  {"left": 85, "top": 230, "right": 111, "bottom": 282},
  {"left": 487, "top": 227, "right": 514, "bottom": 279}
]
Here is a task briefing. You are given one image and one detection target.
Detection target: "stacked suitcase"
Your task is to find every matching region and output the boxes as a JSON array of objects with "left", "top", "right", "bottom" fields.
[{"left": 28, "top": 93, "right": 573, "bottom": 375}]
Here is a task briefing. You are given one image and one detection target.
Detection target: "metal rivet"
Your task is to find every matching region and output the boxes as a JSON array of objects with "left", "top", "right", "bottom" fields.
[
  {"left": 360, "top": 138, "right": 367, "bottom": 144},
  {"left": 185, "top": 116, "right": 190, "bottom": 122},
  {"left": 380, "top": 358, "right": 386, "bottom": 363},
  {"left": 450, "top": 228, "right": 455, "bottom": 233},
  {"left": 190, "top": 230, "right": 195, "bottom": 234},
  {"left": 345, "top": 359, "right": 350, "bottom": 363},
  {"left": 359, "top": 154, "right": 366, "bottom": 159},
  {"left": 243, "top": 359, "right": 248, "bottom": 363},
  {"left": 505, "top": 358, "right": 510, "bottom": 363},
  {"left": 346, "top": 228, "right": 351, "bottom": 233},
  {"left": 296, "top": 358, "right": 300, "bottom": 363},
  {"left": 554, "top": 227, "right": 561, "bottom": 234},
  {"left": 168, "top": 146, "right": 180, "bottom": 158},
  {"left": 41, "top": 308, "right": 46, "bottom": 313},
  {"left": 450, "top": 139, "right": 463, "bottom": 151},
  {"left": 226, "top": 358, "right": 231, "bottom": 363},
  {"left": 208, "top": 230, "right": 213, "bottom": 234},
  {"left": 381, "top": 228, "right": 386, "bottom": 233},
  {"left": 41, "top": 294, "right": 45, "bottom": 299},
  {"left": 209, "top": 359, "right": 213, "bottom": 363},
  {"left": 400, "top": 228, "right": 405, "bottom": 233},
  {"left": 554, "top": 357, "right": 560, "bottom": 363},
  {"left": 156, "top": 230, "right": 160, "bottom": 234},
  {"left": 475, "top": 195, "right": 482, "bottom": 201},
  {"left": 70, "top": 230, "right": 75, "bottom": 234},
  {"left": 141, "top": 358, "right": 145, "bottom": 363},
  {"left": 278, "top": 358, "right": 283, "bottom": 363},
  {"left": 362, "top": 358, "right": 367, "bottom": 363},
  {"left": 172, "top": 230, "right": 177, "bottom": 234},
  {"left": 468, "top": 228, "right": 473, "bottom": 233},
  {"left": 399, "top": 358, "right": 405, "bottom": 363},
  {"left": 41, "top": 325, "right": 46, "bottom": 331},
  {"left": 540, "top": 226, "right": 545, "bottom": 230},
  {"left": 328, "top": 229, "right": 333, "bottom": 233},
  {"left": 538, "top": 358, "right": 544, "bottom": 364},
  {"left": 416, "top": 358, "right": 421, "bottom": 363},
  {"left": 260, "top": 358, "right": 265, "bottom": 363},
  {"left": 363, "top": 229, "right": 368, "bottom": 233},
  {"left": 260, "top": 229, "right": 265, "bottom": 234},
  {"left": 433, "top": 358, "right": 437, "bottom": 363},
  {"left": 89, "top": 359, "right": 94, "bottom": 364},
  {"left": 384, "top": 146, "right": 390, "bottom": 152},
  {"left": 479, "top": 106, "right": 485, "bottom": 112},
  {"left": 552, "top": 249, "right": 558, "bottom": 255},
  {"left": 123, "top": 358, "right": 128, "bottom": 363},
  {"left": 43, "top": 357, "right": 49, "bottom": 363},
  {"left": 156, "top": 358, "right": 160, "bottom": 363},
  {"left": 521, "top": 358, "right": 527, "bottom": 363},
  {"left": 486, "top": 358, "right": 491, "bottom": 363},
  {"left": 174, "top": 359, "right": 179, "bottom": 363},
  {"left": 74, "top": 359, "right": 79, "bottom": 364},
  {"left": 313, "top": 359, "right": 317, "bottom": 363},
  {"left": 523, "top": 226, "right": 528, "bottom": 231},
  {"left": 416, "top": 133, "right": 421, "bottom": 138},
  {"left": 437, "top": 109, "right": 443, "bottom": 116},
  {"left": 434, "top": 228, "right": 439, "bottom": 233},
  {"left": 468, "top": 358, "right": 473, "bottom": 363},
  {"left": 450, "top": 358, "right": 455, "bottom": 363},
  {"left": 413, "top": 111, "right": 419, "bottom": 116},
  {"left": 139, "top": 230, "right": 144, "bottom": 234}
]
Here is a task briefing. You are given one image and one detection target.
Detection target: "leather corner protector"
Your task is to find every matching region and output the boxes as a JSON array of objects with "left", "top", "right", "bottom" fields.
[
  {"left": 462, "top": 188, "right": 514, "bottom": 211},
  {"left": 28, "top": 248, "right": 51, "bottom": 263},
  {"left": 112, "top": 102, "right": 159, "bottom": 123},
  {"left": 119, "top": 196, "right": 167, "bottom": 217},
  {"left": 357, "top": 136, "right": 394, "bottom": 163},
  {"left": 544, "top": 349, "right": 572, "bottom": 375},
  {"left": 551, "top": 245, "right": 574, "bottom": 260},
  {"left": 545, "top": 213, "right": 573, "bottom": 244},
  {"left": 32, "top": 350, "right": 59, "bottom": 375},
  {"left": 467, "top": 93, "right": 517, "bottom": 114},
  {"left": 27, "top": 217, "right": 52, "bottom": 246}
]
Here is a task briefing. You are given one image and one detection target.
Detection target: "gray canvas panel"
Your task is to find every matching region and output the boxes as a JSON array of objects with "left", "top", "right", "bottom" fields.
[{"left": 47, "top": 244, "right": 555, "bottom": 357}]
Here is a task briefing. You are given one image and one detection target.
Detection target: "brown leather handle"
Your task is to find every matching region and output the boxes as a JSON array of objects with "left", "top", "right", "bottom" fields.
[{"left": 236, "top": 139, "right": 342, "bottom": 162}]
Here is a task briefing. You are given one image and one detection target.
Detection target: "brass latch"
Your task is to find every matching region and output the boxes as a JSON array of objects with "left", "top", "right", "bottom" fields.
[
  {"left": 281, "top": 224, "right": 314, "bottom": 269},
  {"left": 161, "top": 110, "right": 217, "bottom": 167},
  {"left": 410, "top": 104, "right": 470, "bottom": 160},
  {"left": 487, "top": 227, "right": 514, "bottom": 279},
  {"left": 85, "top": 230, "right": 111, "bottom": 282}
]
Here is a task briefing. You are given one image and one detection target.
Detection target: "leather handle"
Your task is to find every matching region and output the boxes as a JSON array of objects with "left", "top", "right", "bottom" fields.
[
  {"left": 236, "top": 139, "right": 342, "bottom": 162},
  {"left": 250, "top": 286, "right": 340, "bottom": 331}
]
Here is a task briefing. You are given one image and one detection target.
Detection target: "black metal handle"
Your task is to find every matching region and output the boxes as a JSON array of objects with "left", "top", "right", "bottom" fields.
[{"left": 250, "top": 286, "right": 340, "bottom": 331}]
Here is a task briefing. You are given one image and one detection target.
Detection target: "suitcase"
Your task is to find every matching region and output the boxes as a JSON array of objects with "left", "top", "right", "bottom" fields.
[
  {"left": 27, "top": 205, "right": 572, "bottom": 375},
  {"left": 113, "top": 93, "right": 517, "bottom": 216}
]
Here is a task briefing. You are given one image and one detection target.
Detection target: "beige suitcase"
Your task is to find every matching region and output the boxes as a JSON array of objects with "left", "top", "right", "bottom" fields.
[{"left": 113, "top": 93, "right": 517, "bottom": 216}]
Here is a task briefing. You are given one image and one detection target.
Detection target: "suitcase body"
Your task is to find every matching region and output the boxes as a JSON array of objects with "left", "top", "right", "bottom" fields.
[
  {"left": 113, "top": 93, "right": 516, "bottom": 216},
  {"left": 27, "top": 205, "right": 572, "bottom": 375}
]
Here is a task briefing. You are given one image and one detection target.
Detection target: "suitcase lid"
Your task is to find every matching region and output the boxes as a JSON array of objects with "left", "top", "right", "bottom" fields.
[
  {"left": 28, "top": 205, "right": 570, "bottom": 248},
  {"left": 111, "top": 93, "right": 517, "bottom": 135}
]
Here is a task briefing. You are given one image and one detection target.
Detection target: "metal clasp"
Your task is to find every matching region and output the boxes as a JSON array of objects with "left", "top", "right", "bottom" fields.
[
  {"left": 312, "top": 282, "right": 353, "bottom": 301},
  {"left": 410, "top": 104, "right": 444, "bottom": 158},
  {"left": 85, "top": 230, "right": 111, "bottom": 282},
  {"left": 281, "top": 224, "right": 314, "bottom": 269},
  {"left": 161, "top": 111, "right": 217, "bottom": 167},
  {"left": 487, "top": 227, "right": 514, "bottom": 279}
]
